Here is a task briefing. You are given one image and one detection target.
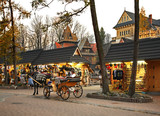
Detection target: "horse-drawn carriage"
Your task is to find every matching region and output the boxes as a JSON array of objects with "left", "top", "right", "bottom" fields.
[
  {"left": 43, "top": 76, "right": 83, "bottom": 100},
  {"left": 28, "top": 72, "right": 83, "bottom": 100}
]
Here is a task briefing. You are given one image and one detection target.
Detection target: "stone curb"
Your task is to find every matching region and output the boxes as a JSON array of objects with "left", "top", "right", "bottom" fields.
[
  {"left": 86, "top": 93, "right": 153, "bottom": 103},
  {"left": 61, "top": 99, "right": 160, "bottom": 115}
]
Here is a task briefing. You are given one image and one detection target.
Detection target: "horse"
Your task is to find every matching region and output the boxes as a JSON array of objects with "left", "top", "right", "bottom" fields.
[{"left": 28, "top": 72, "right": 46, "bottom": 95}]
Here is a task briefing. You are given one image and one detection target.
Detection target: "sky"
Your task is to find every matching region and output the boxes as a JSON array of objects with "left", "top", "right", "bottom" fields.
[{"left": 15, "top": 0, "right": 160, "bottom": 38}]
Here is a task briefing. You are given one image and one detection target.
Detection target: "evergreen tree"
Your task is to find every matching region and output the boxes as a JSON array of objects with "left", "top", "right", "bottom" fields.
[{"left": 99, "top": 27, "right": 106, "bottom": 43}]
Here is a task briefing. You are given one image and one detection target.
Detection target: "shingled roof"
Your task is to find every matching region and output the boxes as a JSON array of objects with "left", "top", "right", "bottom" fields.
[
  {"left": 32, "top": 46, "right": 90, "bottom": 65},
  {"left": 105, "top": 38, "right": 160, "bottom": 62},
  {"left": 114, "top": 11, "right": 160, "bottom": 29},
  {"left": 18, "top": 49, "right": 43, "bottom": 64}
]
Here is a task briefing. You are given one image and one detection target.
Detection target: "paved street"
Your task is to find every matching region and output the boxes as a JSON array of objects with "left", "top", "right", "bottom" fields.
[{"left": 0, "top": 86, "right": 160, "bottom": 116}]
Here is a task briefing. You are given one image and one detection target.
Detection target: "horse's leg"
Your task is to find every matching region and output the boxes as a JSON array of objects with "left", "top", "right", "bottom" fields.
[
  {"left": 36, "top": 84, "right": 38, "bottom": 95},
  {"left": 33, "top": 82, "right": 36, "bottom": 95}
]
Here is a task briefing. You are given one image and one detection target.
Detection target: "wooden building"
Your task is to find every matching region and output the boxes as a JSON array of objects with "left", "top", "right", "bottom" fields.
[
  {"left": 105, "top": 37, "right": 160, "bottom": 92},
  {"left": 78, "top": 38, "right": 97, "bottom": 64},
  {"left": 112, "top": 10, "right": 160, "bottom": 43},
  {"left": 59, "top": 26, "right": 78, "bottom": 48},
  {"left": 57, "top": 26, "right": 97, "bottom": 65}
]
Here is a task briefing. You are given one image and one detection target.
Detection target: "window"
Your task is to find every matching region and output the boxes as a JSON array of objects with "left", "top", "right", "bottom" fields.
[
  {"left": 122, "top": 31, "right": 123, "bottom": 36},
  {"left": 85, "top": 49, "right": 90, "bottom": 53},
  {"left": 120, "top": 32, "right": 121, "bottom": 36},
  {"left": 124, "top": 16, "right": 126, "bottom": 22},
  {"left": 128, "top": 30, "right": 130, "bottom": 34},
  {"left": 122, "top": 17, "right": 123, "bottom": 23},
  {"left": 127, "top": 16, "right": 129, "bottom": 21},
  {"left": 124, "top": 31, "right": 125, "bottom": 35},
  {"left": 69, "top": 33, "right": 72, "bottom": 39},
  {"left": 126, "top": 31, "right": 128, "bottom": 35}
]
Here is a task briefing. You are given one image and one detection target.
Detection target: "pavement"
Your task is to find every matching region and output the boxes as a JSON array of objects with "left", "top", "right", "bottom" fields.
[{"left": 0, "top": 85, "right": 160, "bottom": 116}]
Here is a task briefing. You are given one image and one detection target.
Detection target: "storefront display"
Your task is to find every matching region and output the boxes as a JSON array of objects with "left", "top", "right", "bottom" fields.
[{"left": 106, "top": 61, "right": 147, "bottom": 91}]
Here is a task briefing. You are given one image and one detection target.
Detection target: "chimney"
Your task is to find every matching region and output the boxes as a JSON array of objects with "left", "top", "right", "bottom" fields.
[{"left": 149, "top": 14, "right": 152, "bottom": 25}]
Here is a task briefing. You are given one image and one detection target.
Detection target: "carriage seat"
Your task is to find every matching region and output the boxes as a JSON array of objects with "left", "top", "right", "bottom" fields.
[{"left": 66, "top": 78, "right": 81, "bottom": 82}]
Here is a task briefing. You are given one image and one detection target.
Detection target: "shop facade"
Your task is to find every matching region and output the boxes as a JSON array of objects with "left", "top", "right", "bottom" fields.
[
  {"left": 31, "top": 46, "right": 92, "bottom": 85},
  {"left": 105, "top": 38, "right": 160, "bottom": 92},
  {"left": 0, "top": 46, "right": 92, "bottom": 85}
]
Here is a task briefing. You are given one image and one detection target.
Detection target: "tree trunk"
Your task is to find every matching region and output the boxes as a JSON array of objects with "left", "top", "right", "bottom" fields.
[
  {"left": 9, "top": 0, "right": 18, "bottom": 85},
  {"left": 4, "top": 56, "right": 8, "bottom": 85},
  {"left": 90, "top": 0, "right": 109, "bottom": 94},
  {"left": 2, "top": 2, "right": 8, "bottom": 85},
  {"left": 128, "top": 0, "right": 139, "bottom": 97}
]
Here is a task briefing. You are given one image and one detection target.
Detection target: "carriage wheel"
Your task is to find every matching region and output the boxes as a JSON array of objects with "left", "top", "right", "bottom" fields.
[
  {"left": 73, "top": 85, "right": 83, "bottom": 98},
  {"left": 43, "top": 86, "right": 50, "bottom": 98},
  {"left": 59, "top": 85, "right": 70, "bottom": 100}
]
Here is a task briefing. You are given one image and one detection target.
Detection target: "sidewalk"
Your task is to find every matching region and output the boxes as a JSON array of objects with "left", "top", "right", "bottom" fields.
[{"left": 0, "top": 85, "right": 160, "bottom": 115}]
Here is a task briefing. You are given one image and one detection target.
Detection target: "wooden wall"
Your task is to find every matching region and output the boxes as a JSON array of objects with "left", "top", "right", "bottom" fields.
[{"left": 145, "top": 60, "right": 160, "bottom": 92}]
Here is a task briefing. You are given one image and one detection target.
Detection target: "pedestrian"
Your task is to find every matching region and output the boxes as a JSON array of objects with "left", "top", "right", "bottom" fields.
[{"left": 28, "top": 76, "right": 34, "bottom": 89}]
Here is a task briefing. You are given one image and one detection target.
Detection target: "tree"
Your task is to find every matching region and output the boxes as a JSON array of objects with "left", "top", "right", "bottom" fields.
[
  {"left": 29, "top": 15, "right": 51, "bottom": 50},
  {"left": 105, "top": 33, "right": 111, "bottom": 43},
  {"left": 17, "top": 24, "right": 29, "bottom": 51},
  {"left": 90, "top": 0, "right": 109, "bottom": 94},
  {"left": 0, "top": 0, "right": 30, "bottom": 85},
  {"left": 72, "top": 21, "right": 88, "bottom": 40},
  {"left": 128, "top": 0, "right": 139, "bottom": 97},
  {"left": 0, "top": 1, "right": 9, "bottom": 84},
  {"left": 99, "top": 27, "right": 106, "bottom": 44}
]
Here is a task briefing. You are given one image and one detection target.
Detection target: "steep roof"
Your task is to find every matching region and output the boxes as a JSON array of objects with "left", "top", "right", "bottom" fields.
[
  {"left": 105, "top": 37, "right": 160, "bottom": 62},
  {"left": 78, "top": 38, "right": 87, "bottom": 50},
  {"left": 114, "top": 10, "right": 160, "bottom": 29},
  {"left": 32, "top": 46, "right": 89, "bottom": 65},
  {"left": 59, "top": 26, "right": 78, "bottom": 44},
  {"left": 114, "top": 11, "right": 135, "bottom": 28},
  {"left": 18, "top": 49, "right": 43, "bottom": 64}
]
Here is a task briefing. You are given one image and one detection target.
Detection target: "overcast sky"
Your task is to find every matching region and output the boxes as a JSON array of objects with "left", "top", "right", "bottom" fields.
[{"left": 15, "top": 0, "right": 160, "bottom": 37}]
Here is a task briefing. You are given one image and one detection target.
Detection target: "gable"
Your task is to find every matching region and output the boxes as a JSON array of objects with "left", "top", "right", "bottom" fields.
[
  {"left": 118, "top": 11, "right": 133, "bottom": 24},
  {"left": 84, "top": 39, "right": 90, "bottom": 46},
  {"left": 73, "top": 48, "right": 82, "bottom": 57},
  {"left": 62, "top": 26, "right": 78, "bottom": 41}
]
